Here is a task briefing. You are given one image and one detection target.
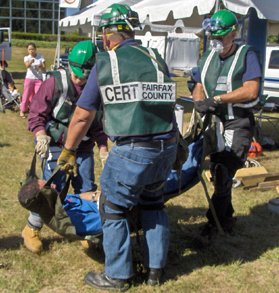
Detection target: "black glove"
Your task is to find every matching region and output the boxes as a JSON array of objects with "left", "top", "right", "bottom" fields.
[{"left": 194, "top": 98, "right": 218, "bottom": 115}]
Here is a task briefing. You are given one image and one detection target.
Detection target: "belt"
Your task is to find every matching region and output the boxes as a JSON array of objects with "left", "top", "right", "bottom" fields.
[{"left": 115, "top": 136, "right": 176, "bottom": 148}]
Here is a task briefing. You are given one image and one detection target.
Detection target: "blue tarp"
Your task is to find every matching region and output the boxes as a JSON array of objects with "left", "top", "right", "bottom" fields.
[
  {"left": 163, "top": 137, "right": 203, "bottom": 201},
  {"left": 63, "top": 194, "right": 102, "bottom": 236}
]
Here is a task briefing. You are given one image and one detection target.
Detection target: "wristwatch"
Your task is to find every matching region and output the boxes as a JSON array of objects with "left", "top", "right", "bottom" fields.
[{"left": 214, "top": 95, "right": 222, "bottom": 104}]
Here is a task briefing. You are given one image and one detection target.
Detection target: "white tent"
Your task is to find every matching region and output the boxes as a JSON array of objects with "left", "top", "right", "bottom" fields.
[
  {"left": 60, "top": 3, "right": 95, "bottom": 32},
  {"left": 60, "top": 0, "right": 143, "bottom": 33},
  {"left": 132, "top": 0, "right": 279, "bottom": 23},
  {"left": 60, "top": 0, "right": 279, "bottom": 32},
  {"left": 59, "top": 0, "right": 279, "bottom": 72}
]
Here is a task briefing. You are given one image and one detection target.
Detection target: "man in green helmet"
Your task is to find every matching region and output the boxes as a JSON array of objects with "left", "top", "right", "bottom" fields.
[
  {"left": 21, "top": 40, "right": 108, "bottom": 254},
  {"left": 192, "top": 10, "right": 262, "bottom": 237},
  {"left": 57, "top": 3, "right": 178, "bottom": 291}
]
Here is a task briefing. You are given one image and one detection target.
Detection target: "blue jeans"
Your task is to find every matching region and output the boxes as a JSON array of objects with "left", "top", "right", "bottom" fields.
[
  {"left": 100, "top": 141, "right": 177, "bottom": 279},
  {"left": 28, "top": 146, "right": 95, "bottom": 229}
]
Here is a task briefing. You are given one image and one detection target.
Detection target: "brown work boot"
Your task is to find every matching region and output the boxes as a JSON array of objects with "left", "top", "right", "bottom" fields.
[
  {"left": 80, "top": 240, "right": 91, "bottom": 250},
  {"left": 22, "top": 225, "right": 43, "bottom": 254}
]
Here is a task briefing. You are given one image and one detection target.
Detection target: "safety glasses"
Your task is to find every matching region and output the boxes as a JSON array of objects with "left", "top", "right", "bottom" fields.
[{"left": 202, "top": 18, "right": 225, "bottom": 33}]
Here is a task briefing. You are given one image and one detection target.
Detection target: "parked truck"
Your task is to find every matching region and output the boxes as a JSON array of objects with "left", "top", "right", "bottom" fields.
[{"left": 263, "top": 45, "right": 279, "bottom": 108}]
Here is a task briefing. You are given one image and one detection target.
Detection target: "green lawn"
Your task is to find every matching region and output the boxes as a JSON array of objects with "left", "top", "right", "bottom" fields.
[{"left": 0, "top": 46, "right": 278, "bottom": 293}]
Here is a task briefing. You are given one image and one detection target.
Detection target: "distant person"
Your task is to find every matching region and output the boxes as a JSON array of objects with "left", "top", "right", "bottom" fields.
[
  {"left": 20, "top": 42, "right": 45, "bottom": 118},
  {"left": 0, "top": 60, "right": 13, "bottom": 88},
  {"left": 8, "top": 81, "right": 20, "bottom": 99},
  {"left": 0, "top": 61, "right": 17, "bottom": 103}
]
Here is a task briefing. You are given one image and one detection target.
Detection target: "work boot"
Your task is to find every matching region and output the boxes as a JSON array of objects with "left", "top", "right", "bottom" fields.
[
  {"left": 22, "top": 225, "right": 42, "bottom": 254},
  {"left": 84, "top": 271, "right": 130, "bottom": 291},
  {"left": 80, "top": 240, "right": 91, "bottom": 250},
  {"left": 222, "top": 217, "right": 237, "bottom": 234},
  {"left": 200, "top": 222, "right": 218, "bottom": 239},
  {"left": 147, "top": 268, "right": 164, "bottom": 286},
  {"left": 81, "top": 234, "right": 103, "bottom": 250}
]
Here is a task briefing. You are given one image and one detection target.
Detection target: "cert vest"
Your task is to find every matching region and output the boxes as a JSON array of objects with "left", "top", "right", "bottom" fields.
[
  {"left": 96, "top": 45, "right": 176, "bottom": 136},
  {"left": 45, "top": 69, "right": 76, "bottom": 144},
  {"left": 199, "top": 45, "right": 259, "bottom": 121}
]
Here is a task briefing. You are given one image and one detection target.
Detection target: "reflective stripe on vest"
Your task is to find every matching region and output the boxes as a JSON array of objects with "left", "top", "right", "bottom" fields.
[
  {"left": 53, "top": 69, "right": 69, "bottom": 118},
  {"left": 147, "top": 47, "right": 164, "bottom": 83}
]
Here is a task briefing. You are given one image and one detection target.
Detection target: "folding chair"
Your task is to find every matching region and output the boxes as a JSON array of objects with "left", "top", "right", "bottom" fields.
[
  {"left": 0, "top": 83, "right": 20, "bottom": 111},
  {"left": 253, "top": 95, "right": 279, "bottom": 145}
]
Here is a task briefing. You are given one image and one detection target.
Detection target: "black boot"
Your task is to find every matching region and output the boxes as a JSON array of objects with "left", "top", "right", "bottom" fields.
[
  {"left": 147, "top": 268, "right": 164, "bottom": 286},
  {"left": 84, "top": 271, "right": 130, "bottom": 292}
]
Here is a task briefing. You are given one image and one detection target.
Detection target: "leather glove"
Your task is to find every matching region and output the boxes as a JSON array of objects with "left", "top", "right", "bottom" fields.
[
  {"left": 99, "top": 150, "right": 109, "bottom": 169},
  {"left": 57, "top": 147, "right": 77, "bottom": 176},
  {"left": 194, "top": 98, "right": 218, "bottom": 115},
  {"left": 35, "top": 135, "right": 51, "bottom": 159}
]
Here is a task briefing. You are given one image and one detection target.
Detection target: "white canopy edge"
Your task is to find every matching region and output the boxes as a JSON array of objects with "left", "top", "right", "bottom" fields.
[
  {"left": 60, "top": 0, "right": 142, "bottom": 29},
  {"left": 133, "top": 0, "right": 279, "bottom": 23},
  {"left": 141, "top": 19, "right": 203, "bottom": 34},
  {"left": 223, "top": 0, "right": 279, "bottom": 21},
  {"left": 132, "top": 0, "right": 216, "bottom": 23},
  {"left": 60, "top": 0, "right": 279, "bottom": 32}
]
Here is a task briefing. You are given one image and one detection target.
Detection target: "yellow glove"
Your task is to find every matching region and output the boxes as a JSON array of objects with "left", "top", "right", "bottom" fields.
[{"left": 57, "top": 147, "right": 77, "bottom": 176}]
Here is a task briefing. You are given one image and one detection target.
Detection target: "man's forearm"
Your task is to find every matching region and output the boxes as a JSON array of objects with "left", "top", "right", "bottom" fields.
[
  {"left": 64, "top": 106, "right": 96, "bottom": 151},
  {"left": 192, "top": 83, "right": 205, "bottom": 101},
  {"left": 215, "top": 78, "right": 260, "bottom": 104}
]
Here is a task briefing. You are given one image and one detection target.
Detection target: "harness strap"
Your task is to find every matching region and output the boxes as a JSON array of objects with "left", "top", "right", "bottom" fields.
[
  {"left": 108, "top": 50, "right": 120, "bottom": 85},
  {"left": 131, "top": 45, "right": 168, "bottom": 77},
  {"left": 146, "top": 47, "right": 164, "bottom": 83},
  {"left": 44, "top": 165, "right": 71, "bottom": 202},
  {"left": 53, "top": 69, "right": 68, "bottom": 117}
]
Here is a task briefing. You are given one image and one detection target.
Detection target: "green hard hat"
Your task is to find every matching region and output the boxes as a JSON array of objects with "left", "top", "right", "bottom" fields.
[
  {"left": 68, "top": 40, "right": 97, "bottom": 78},
  {"left": 99, "top": 3, "right": 141, "bottom": 31},
  {"left": 210, "top": 10, "right": 238, "bottom": 37}
]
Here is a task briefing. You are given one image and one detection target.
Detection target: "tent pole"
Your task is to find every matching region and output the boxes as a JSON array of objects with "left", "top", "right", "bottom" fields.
[
  {"left": 214, "top": 0, "right": 220, "bottom": 12},
  {"left": 56, "top": 5, "right": 61, "bottom": 69},
  {"left": 92, "top": 25, "right": 95, "bottom": 41}
]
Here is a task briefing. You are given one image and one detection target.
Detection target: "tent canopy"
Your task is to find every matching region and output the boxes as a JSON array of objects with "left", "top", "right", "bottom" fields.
[
  {"left": 133, "top": 0, "right": 279, "bottom": 23},
  {"left": 58, "top": 0, "right": 278, "bottom": 74},
  {"left": 60, "top": 0, "right": 142, "bottom": 32},
  {"left": 59, "top": 0, "right": 279, "bottom": 32}
]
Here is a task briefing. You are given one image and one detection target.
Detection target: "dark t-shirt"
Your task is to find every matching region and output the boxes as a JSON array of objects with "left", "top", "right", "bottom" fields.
[{"left": 0, "top": 69, "right": 13, "bottom": 88}]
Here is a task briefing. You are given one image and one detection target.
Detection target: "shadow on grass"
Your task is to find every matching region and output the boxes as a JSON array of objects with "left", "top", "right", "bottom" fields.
[
  {"left": 0, "top": 202, "right": 277, "bottom": 284},
  {"left": 0, "top": 234, "right": 65, "bottom": 251},
  {"left": 11, "top": 72, "right": 26, "bottom": 80},
  {"left": 164, "top": 203, "right": 279, "bottom": 282},
  {"left": 0, "top": 143, "right": 10, "bottom": 148},
  {"left": 0, "top": 235, "right": 22, "bottom": 250}
]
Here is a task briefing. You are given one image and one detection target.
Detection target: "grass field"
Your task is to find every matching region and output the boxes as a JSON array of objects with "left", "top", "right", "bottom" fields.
[{"left": 0, "top": 47, "right": 279, "bottom": 293}]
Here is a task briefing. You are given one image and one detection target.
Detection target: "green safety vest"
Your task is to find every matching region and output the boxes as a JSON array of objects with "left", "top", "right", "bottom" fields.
[
  {"left": 199, "top": 45, "right": 259, "bottom": 121},
  {"left": 45, "top": 69, "right": 76, "bottom": 143},
  {"left": 96, "top": 45, "right": 176, "bottom": 136}
]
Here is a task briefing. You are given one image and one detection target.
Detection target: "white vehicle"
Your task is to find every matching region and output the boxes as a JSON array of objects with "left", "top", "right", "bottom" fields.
[
  {"left": 263, "top": 45, "right": 279, "bottom": 106},
  {"left": 0, "top": 27, "right": 12, "bottom": 61}
]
